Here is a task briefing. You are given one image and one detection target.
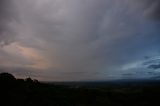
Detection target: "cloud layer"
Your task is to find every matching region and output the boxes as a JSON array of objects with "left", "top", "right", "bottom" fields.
[
  {"left": 0, "top": 0, "right": 17, "bottom": 46},
  {"left": 1, "top": 0, "right": 160, "bottom": 81}
]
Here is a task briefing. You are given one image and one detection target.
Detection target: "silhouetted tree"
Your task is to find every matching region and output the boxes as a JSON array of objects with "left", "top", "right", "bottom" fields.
[
  {"left": 0, "top": 72, "right": 17, "bottom": 98},
  {"left": 33, "top": 79, "right": 39, "bottom": 83},
  {"left": 0, "top": 72, "right": 16, "bottom": 80},
  {"left": 25, "top": 77, "right": 33, "bottom": 82},
  {"left": 0, "top": 72, "right": 16, "bottom": 85}
]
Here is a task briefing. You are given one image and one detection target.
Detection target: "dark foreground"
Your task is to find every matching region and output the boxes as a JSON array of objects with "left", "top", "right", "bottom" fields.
[{"left": 1, "top": 73, "right": 160, "bottom": 106}]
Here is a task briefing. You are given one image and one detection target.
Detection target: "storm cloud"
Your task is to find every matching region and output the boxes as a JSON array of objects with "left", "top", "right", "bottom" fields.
[
  {"left": 0, "top": 0, "right": 17, "bottom": 46},
  {"left": 1, "top": 0, "right": 160, "bottom": 81},
  {"left": 140, "top": 0, "right": 160, "bottom": 20}
]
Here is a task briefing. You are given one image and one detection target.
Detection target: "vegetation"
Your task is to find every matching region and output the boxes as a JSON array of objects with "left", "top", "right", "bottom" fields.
[{"left": 0, "top": 72, "right": 160, "bottom": 106}]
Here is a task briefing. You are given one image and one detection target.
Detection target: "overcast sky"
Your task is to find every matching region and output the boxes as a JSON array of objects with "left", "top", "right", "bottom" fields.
[{"left": 1, "top": 0, "right": 160, "bottom": 81}]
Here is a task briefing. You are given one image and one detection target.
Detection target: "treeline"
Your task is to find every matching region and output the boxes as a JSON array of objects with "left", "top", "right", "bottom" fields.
[{"left": 0, "top": 72, "right": 39, "bottom": 84}]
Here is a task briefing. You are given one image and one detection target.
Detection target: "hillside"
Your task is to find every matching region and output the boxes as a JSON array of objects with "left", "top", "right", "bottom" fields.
[{"left": 1, "top": 73, "right": 160, "bottom": 106}]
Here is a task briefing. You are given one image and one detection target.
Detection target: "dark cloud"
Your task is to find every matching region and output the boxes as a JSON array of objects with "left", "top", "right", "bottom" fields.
[
  {"left": 149, "top": 1, "right": 160, "bottom": 20},
  {"left": 148, "top": 64, "right": 160, "bottom": 70},
  {"left": 140, "top": 0, "right": 160, "bottom": 20},
  {"left": 0, "top": 0, "right": 17, "bottom": 46}
]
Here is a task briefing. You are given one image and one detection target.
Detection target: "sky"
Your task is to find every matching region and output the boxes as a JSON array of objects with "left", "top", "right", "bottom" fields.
[{"left": 1, "top": 0, "right": 160, "bottom": 81}]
